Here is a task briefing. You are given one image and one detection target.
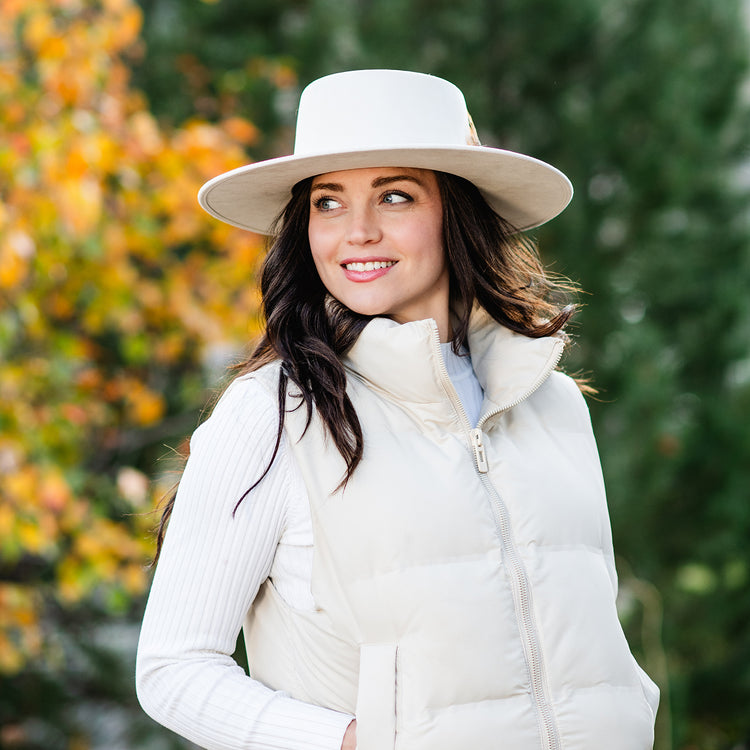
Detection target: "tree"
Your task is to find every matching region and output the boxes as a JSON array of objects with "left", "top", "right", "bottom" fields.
[{"left": 0, "top": 0, "right": 279, "bottom": 745}]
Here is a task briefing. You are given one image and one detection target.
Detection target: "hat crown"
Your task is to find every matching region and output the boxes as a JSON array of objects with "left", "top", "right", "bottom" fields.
[{"left": 294, "top": 70, "right": 477, "bottom": 156}]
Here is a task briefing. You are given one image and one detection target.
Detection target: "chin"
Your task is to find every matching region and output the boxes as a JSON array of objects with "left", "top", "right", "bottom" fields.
[{"left": 337, "top": 298, "right": 390, "bottom": 318}]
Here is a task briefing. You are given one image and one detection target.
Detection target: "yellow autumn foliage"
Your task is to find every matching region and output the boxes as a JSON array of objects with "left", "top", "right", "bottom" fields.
[{"left": 0, "top": 0, "right": 287, "bottom": 673}]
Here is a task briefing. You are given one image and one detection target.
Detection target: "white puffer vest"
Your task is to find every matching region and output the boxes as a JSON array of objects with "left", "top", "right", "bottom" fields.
[{"left": 243, "top": 308, "right": 659, "bottom": 750}]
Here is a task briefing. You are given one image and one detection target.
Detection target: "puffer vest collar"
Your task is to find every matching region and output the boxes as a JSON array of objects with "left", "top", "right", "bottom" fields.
[{"left": 342, "top": 306, "right": 565, "bottom": 425}]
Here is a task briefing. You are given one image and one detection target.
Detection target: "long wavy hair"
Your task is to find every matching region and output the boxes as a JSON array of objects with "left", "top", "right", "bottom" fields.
[{"left": 154, "top": 170, "right": 577, "bottom": 558}]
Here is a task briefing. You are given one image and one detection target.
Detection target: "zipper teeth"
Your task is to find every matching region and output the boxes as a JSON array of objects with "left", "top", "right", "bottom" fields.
[
  {"left": 430, "top": 323, "right": 562, "bottom": 749},
  {"left": 479, "top": 471, "right": 561, "bottom": 750},
  {"left": 429, "top": 325, "right": 474, "bottom": 435}
]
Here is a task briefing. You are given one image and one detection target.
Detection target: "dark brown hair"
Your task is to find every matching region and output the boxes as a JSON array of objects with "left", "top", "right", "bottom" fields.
[{"left": 154, "top": 171, "right": 576, "bottom": 558}]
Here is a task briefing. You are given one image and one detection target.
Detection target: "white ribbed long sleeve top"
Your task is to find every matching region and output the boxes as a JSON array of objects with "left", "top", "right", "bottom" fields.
[{"left": 135, "top": 345, "right": 482, "bottom": 750}]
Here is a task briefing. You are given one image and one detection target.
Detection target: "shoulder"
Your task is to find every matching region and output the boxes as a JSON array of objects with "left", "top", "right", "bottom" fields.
[
  {"left": 190, "top": 363, "right": 283, "bottom": 454},
  {"left": 547, "top": 369, "right": 589, "bottom": 404},
  {"left": 528, "top": 369, "right": 593, "bottom": 434},
  {"left": 242, "top": 360, "right": 283, "bottom": 395},
  {"left": 178, "top": 363, "right": 301, "bottom": 523}
]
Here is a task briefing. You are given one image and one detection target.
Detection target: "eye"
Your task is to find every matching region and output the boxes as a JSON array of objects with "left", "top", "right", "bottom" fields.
[
  {"left": 382, "top": 191, "right": 411, "bottom": 205},
  {"left": 313, "top": 196, "right": 342, "bottom": 211}
]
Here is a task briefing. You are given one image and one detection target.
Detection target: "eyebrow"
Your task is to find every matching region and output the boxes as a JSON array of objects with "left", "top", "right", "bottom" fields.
[
  {"left": 372, "top": 174, "right": 425, "bottom": 189},
  {"left": 310, "top": 174, "right": 426, "bottom": 193}
]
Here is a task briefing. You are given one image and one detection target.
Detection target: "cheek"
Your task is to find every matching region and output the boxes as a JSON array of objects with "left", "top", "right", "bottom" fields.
[
  {"left": 308, "top": 227, "right": 328, "bottom": 275},
  {"left": 308, "top": 220, "right": 338, "bottom": 263},
  {"left": 308, "top": 231, "right": 342, "bottom": 296},
  {"left": 410, "top": 220, "right": 446, "bottom": 273}
]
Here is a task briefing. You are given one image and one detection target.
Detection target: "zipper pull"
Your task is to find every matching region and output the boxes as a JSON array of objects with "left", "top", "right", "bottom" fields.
[{"left": 470, "top": 428, "right": 489, "bottom": 473}]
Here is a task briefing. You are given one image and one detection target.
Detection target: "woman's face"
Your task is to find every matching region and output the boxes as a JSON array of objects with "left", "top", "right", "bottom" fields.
[{"left": 308, "top": 167, "right": 450, "bottom": 336}]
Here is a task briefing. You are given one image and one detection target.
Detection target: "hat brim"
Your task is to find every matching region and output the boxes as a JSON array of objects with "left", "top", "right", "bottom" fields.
[{"left": 198, "top": 145, "right": 573, "bottom": 235}]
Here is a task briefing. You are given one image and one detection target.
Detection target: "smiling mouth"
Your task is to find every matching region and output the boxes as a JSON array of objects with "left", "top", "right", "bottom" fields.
[{"left": 342, "top": 260, "right": 397, "bottom": 271}]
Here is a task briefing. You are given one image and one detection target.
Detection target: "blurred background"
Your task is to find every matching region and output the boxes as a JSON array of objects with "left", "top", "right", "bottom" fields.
[{"left": 1, "top": 0, "right": 749, "bottom": 748}]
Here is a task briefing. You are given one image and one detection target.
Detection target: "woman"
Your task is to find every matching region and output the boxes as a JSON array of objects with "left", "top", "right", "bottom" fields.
[{"left": 136, "top": 70, "right": 659, "bottom": 750}]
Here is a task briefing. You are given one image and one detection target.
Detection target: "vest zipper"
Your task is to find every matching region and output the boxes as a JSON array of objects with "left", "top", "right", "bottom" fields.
[
  {"left": 469, "top": 428, "right": 489, "bottom": 473},
  {"left": 475, "top": 462, "right": 561, "bottom": 750},
  {"left": 430, "top": 323, "right": 563, "bottom": 750}
]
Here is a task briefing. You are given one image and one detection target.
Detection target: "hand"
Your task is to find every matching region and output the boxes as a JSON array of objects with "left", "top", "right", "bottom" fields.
[{"left": 341, "top": 719, "right": 357, "bottom": 750}]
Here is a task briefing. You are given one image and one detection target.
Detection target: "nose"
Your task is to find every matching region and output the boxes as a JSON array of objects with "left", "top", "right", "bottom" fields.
[{"left": 345, "top": 204, "right": 382, "bottom": 246}]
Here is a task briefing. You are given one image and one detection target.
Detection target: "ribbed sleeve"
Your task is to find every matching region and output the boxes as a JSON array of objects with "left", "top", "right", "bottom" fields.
[{"left": 135, "top": 376, "right": 353, "bottom": 750}]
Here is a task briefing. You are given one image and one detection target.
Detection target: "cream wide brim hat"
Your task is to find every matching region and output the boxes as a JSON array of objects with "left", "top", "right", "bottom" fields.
[{"left": 198, "top": 70, "right": 573, "bottom": 235}]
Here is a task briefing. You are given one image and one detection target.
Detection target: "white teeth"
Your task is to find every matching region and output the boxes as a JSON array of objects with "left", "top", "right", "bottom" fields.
[{"left": 344, "top": 261, "right": 396, "bottom": 271}]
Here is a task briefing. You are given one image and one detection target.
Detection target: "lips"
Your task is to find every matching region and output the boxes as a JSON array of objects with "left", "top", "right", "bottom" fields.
[{"left": 341, "top": 258, "right": 398, "bottom": 282}]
